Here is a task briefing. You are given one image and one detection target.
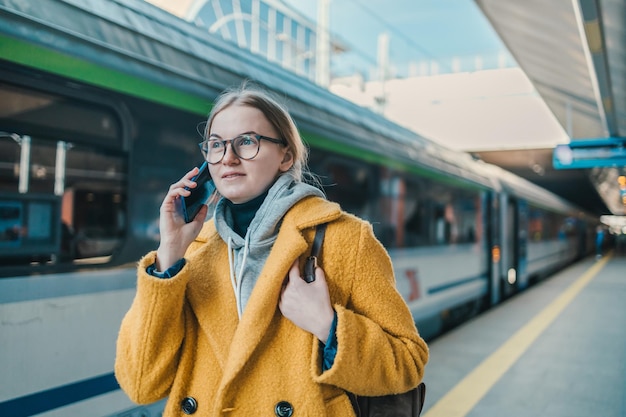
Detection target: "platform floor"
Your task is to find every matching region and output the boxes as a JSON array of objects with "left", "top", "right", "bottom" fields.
[{"left": 421, "top": 253, "right": 626, "bottom": 417}]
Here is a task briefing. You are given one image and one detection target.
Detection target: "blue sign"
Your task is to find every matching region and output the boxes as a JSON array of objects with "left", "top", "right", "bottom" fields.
[{"left": 553, "top": 137, "right": 626, "bottom": 169}]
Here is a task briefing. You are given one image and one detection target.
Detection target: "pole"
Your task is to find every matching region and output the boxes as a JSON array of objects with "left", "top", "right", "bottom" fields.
[{"left": 316, "top": 0, "right": 330, "bottom": 87}]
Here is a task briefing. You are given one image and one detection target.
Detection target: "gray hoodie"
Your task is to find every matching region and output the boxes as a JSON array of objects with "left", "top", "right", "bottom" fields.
[{"left": 213, "top": 174, "right": 325, "bottom": 317}]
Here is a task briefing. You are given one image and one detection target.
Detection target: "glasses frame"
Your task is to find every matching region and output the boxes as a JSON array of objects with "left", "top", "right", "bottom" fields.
[{"left": 199, "top": 133, "right": 287, "bottom": 164}]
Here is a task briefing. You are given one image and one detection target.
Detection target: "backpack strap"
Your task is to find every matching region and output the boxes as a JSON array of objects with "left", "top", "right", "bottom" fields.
[{"left": 303, "top": 223, "right": 328, "bottom": 283}]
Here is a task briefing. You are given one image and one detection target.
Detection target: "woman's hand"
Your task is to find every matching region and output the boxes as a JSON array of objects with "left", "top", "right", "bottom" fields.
[
  {"left": 279, "top": 260, "right": 335, "bottom": 343},
  {"left": 155, "top": 167, "right": 209, "bottom": 270}
]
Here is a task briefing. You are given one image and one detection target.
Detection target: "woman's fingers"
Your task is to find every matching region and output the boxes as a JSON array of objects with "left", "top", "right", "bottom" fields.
[
  {"left": 162, "top": 168, "right": 204, "bottom": 212},
  {"left": 288, "top": 259, "right": 300, "bottom": 280},
  {"left": 168, "top": 167, "right": 200, "bottom": 191},
  {"left": 279, "top": 258, "right": 334, "bottom": 342}
]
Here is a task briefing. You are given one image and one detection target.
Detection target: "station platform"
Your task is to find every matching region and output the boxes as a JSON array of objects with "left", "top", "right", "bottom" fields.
[{"left": 420, "top": 253, "right": 626, "bottom": 417}]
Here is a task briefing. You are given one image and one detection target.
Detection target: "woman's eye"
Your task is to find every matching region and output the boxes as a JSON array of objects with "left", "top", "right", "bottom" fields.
[
  {"left": 209, "top": 141, "right": 223, "bottom": 149},
  {"left": 239, "top": 136, "right": 254, "bottom": 146}
]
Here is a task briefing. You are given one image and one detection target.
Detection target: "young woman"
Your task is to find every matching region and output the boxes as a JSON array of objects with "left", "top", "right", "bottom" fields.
[{"left": 115, "top": 83, "right": 429, "bottom": 416}]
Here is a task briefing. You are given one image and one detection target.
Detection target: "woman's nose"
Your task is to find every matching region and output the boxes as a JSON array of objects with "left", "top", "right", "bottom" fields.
[{"left": 221, "top": 142, "right": 239, "bottom": 164}]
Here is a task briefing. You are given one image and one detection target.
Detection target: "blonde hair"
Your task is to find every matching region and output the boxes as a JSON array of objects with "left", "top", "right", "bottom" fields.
[{"left": 204, "top": 81, "right": 308, "bottom": 182}]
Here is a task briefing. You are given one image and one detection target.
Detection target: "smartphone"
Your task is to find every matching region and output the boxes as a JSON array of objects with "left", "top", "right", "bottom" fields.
[{"left": 180, "top": 161, "right": 215, "bottom": 223}]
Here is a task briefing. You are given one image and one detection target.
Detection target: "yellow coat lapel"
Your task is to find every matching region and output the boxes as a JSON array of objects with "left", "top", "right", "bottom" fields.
[
  {"left": 186, "top": 225, "right": 239, "bottom": 370},
  {"left": 220, "top": 224, "right": 309, "bottom": 388}
]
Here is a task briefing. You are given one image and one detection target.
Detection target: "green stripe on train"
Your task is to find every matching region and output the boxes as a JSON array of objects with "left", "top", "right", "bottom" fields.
[{"left": 0, "top": 34, "right": 209, "bottom": 114}]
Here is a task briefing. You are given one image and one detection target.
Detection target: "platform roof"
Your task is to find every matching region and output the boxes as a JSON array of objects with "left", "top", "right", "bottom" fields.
[{"left": 474, "top": 0, "right": 625, "bottom": 216}]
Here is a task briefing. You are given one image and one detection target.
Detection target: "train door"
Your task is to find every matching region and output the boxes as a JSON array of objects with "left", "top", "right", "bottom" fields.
[
  {"left": 516, "top": 199, "right": 529, "bottom": 289},
  {"left": 486, "top": 190, "right": 501, "bottom": 306},
  {"left": 499, "top": 193, "right": 518, "bottom": 298}
]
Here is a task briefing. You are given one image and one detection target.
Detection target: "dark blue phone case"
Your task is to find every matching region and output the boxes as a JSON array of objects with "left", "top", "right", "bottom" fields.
[{"left": 181, "top": 161, "right": 214, "bottom": 223}]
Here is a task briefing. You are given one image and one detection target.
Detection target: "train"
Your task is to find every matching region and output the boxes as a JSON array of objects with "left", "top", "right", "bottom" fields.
[{"left": 0, "top": 0, "right": 597, "bottom": 416}]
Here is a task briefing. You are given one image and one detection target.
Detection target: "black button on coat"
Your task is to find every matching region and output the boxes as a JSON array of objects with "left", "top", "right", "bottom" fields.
[
  {"left": 181, "top": 397, "right": 197, "bottom": 414},
  {"left": 275, "top": 401, "right": 293, "bottom": 417}
]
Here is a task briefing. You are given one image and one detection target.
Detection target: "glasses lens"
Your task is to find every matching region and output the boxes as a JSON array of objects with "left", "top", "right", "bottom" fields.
[
  {"left": 233, "top": 135, "right": 260, "bottom": 160},
  {"left": 200, "top": 140, "right": 220, "bottom": 163}
]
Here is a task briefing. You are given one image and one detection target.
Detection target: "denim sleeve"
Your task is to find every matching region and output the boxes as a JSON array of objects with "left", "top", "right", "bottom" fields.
[
  {"left": 322, "top": 311, "right": 338, "bottom": 371},
  {"left": 146, "top": 258, "right": 186, "bottom": 279}
]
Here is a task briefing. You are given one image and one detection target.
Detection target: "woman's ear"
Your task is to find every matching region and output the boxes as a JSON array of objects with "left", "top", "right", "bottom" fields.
[{"left": 279, "top": 150, "right": 294, "bottom": 172}]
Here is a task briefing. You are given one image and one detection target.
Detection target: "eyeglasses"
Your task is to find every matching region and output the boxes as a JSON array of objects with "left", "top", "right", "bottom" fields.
[{"left": 199, "top": 133, "right": 287, "bottom": 164}]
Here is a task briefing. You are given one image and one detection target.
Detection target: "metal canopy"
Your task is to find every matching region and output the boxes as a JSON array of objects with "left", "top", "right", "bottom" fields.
[{"left": 474, "top": 0, "right": 626, "bottom": 216}]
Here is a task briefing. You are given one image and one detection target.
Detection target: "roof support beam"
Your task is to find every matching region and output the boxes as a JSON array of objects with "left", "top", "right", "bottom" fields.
[{"left": 573, "top": 0, "right": 617, "bottom": 136}]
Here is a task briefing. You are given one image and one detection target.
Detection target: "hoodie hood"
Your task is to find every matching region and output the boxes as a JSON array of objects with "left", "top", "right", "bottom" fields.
[{"left": 213, "top": 174, "right": 325, "bottom": 317}]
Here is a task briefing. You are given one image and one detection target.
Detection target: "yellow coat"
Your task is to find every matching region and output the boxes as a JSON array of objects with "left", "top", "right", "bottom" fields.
[{"left": 115, "top": 196, "right": 428, "bottom": 416}]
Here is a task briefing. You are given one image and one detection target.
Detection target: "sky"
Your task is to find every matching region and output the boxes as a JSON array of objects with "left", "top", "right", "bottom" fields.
[
  {"left": 279, "top": 0, "right": 568, "bottom": 151},
  {"left": 280, "top": 0, "right": 515, "bottom": 78}
]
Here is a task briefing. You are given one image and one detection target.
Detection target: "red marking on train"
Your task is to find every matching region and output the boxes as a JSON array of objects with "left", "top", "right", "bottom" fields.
[{"left": 406, "top": 269, "right": 420, "bottom": 301}]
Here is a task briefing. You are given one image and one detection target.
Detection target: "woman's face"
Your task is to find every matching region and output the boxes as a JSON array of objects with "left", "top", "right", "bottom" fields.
[{"left": 207, "top": 104, "right": 293, "bottom": 204}]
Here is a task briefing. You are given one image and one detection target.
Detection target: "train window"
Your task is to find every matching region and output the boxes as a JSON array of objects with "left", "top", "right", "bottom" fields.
[
  {"left": 28, "top": 138, "right": 58, "bottom": 194},
  {"left": 402, "top": 178, "right": 426, "bottom": 247},
  {"left": 375, "top": 169, "right": 408, "bottom": 247},
  {"left": 0, "top": 134, "right": 127, "bottom": 266},
  {"left": 396, "top": 174, "right": 483, "bottom": 248},
  {"left": 63, "top": 145, "right": 126, "bottom": 261},
  {"left": 0, "top": 133, "right": 20, "bottom": 192},
  {"left": 528, "top": 205, "right": 573, "bottom": 241},
  {"left": 0, "top": 193, "right": 61, "bottom": 262},
  {"left": 0, "top": 84, "right": 127, "bottom": 268},
  {"left": 308, "top": 153, "right": 374, "bottom": 220},
  {"left": 307, "top": 147, "right": 486, "bottom": 249}
]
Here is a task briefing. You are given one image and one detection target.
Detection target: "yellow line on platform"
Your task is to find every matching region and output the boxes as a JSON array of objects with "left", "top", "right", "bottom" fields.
[{"left": 423, "top": 255, "right": 610, "bottom": 417}]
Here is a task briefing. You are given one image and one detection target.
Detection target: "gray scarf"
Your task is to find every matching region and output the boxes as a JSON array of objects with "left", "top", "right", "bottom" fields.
[{"left": 213, "top": 175, "right": 324, "bottom": 317}]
